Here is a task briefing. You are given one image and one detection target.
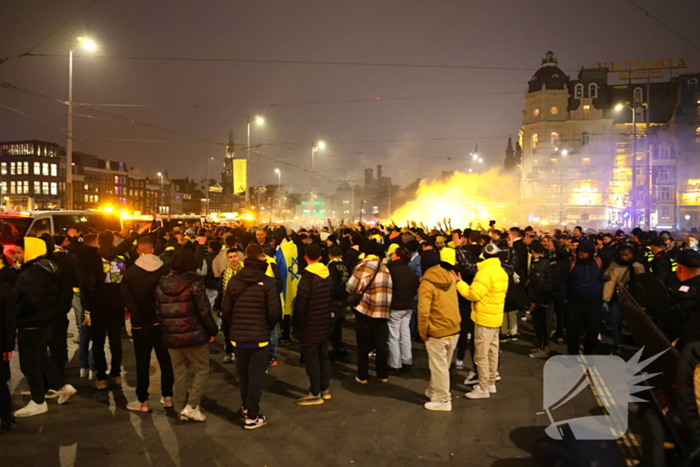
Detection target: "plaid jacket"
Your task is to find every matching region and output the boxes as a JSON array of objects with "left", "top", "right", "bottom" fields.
[{"left": 346, "top": 256, "right": 393, "bottom": 319}]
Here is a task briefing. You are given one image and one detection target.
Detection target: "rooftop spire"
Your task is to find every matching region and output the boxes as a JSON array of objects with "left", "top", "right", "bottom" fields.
[{"left": 226, "top": 129, "right": 235, "bottom": 157}]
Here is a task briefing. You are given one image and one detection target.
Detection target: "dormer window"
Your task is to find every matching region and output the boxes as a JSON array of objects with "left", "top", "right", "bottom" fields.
[
  {"left": 589, "top": 83, "right": 598, "bottom": 98},
  {"left": 689, "top": 78, "right": 698, "bottom": 89},
  {"left": 552, "top": 74, "right": 559, "bottom": 79},
  {"left": 634, "top": 87, "right": 643, "bottom": 103},
  {"left": 574, "top": 84, "right": 584, "bottom": 99}
]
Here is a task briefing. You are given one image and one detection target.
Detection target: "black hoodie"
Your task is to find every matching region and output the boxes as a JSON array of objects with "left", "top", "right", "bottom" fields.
[
  {"left": 221, "top": 258, "right": 282, "bottom": 345},
  {"left": 122, "top": 254, "right": 170, "bottom": 328},
  {"left": 16, "top": 257, "right": 60, "bottom": 328}
]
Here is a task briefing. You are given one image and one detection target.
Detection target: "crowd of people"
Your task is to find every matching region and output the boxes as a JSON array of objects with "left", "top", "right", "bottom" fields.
[{"left": 1, "top": 217, "right": 700, "bottom": 438}]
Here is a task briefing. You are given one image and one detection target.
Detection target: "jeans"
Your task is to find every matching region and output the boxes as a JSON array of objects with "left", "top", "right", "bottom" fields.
[
  {"left": 235, "top": 346, "right": 268, "bottom": 419},
  {"left": 132, "top": 325, "right": 174, "bottom": 403},
  {"left": 301, "top": 342, "right": 331, "bottom": 396},
  {"left": 388, "top": 309, "right": 413, "bottom": 368},
  {"left": 18, "top": 327, "right": 66, "bottom": 404},
  {"left": 474, "top": 324, "right": 500, "bottom": 391},
  {"left": 354, "top": 310, "right": 389, "bottom": 380},
  {"left": 268, "top": 326, "right": 278, "bottom": 361},
  {"left": 168, "top": 344, "right": 210, "bottom": 412},
  {"left": 92, "top": 318, "right": 123, "bottom": 381},
  {"left": 79, "top": 324, "right": 95, "bottom": 371},
  {"left": 608, "top": 301, "right": 623, "bottom": 347},
  {"left": 426, "top": 335, "right": 459, "bottom": 403},
  {"left": 501, "top": 310, "right": 518, "bottom": 337}
]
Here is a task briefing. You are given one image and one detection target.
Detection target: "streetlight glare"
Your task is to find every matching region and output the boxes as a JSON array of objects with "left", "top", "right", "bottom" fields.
[
  {"left": 479, "top": 158, "right": 483, "bottom": 163},
  {"left": 77, "top": 37, "right": 98, "bottom": 51},
  {"left": 317, "top": 141, "right": 326, "bottom": 149},
  {"left": 255, "top": 116, "right": 265, "bottom": 125},
  {"left": 157, "top": 172, "right": 162, "bottom": 177},
  {"left": 472, "top": 154, "right": 478, "bottom": 160},
  {"left": 615, "top": 104, "right": 624, "bottom": 111},
  {"left": 561, "top": 149, "right": 569, "bottom": 156},
  {"left": 275, "top": 168, "right": 280, "bottom": 173}
]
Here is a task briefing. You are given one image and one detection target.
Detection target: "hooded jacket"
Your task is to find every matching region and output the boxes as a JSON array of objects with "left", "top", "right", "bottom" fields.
[
  {"left": 156, "top": 271, "right": 218, "bottom": 349},
  {"left": 16, "top": 238, "right": 60, "bottom": 328},
  {"left": 221, "top": 258, "right": 282, "bottom": 345},
  {"left": 456, "top": 257, "right": 509, "bottom": 328},
  {"left": 526, "top": 256, "right": 552, "bottom": 305},
  {"left": 560, "top": 255, "right": 605, "bottom": 303},
  {"left": 387, "top": 259, "right": 419, "bottom": 310},
  {"left": 328, "top": 258, "right": 349, "bottom": 303},
  {"left": 122, "top": 254, "right": 170, "bottom": 328},
  {"left": 292, "top": 262, "right": 335, "bottom": 344},
  {"left": 417, "top": 265, "right": 461, "bottom": 339}
]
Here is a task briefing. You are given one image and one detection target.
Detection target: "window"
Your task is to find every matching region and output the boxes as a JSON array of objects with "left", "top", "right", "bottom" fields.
[
  {"left": 23, "top": 162, "right": 29, "bottom": 174},
  {"left": 533, "top": 108, "right": 540, "bottom": 116},
  {"left": 582, "top": 158, "right": 591, "bottom": 165},
  {"left": 531, "top": 134, "right": 538, "bottom": 148},
  {"left": 0, "top": 163, "right": 5, "bottom": 175},
  {"left": 533, "top": 159, "right": 539, "bottom": 165},
  {"left": 550, "top": 106, "right": 558, "bottom": 115},
  {"left": 34, "top": 181, "right": 40, "bottom": 194},
  {"left": 10, "top": 181, "right": 15, "bottom": 194},
  {"left": 26, "top": 219, "right": 50, "bottom": 238},
  {"left": 42, "top": 182, "right": 49, "bottom": 194},
  {"left": 550, "top": 158, "right": 559, "bottom": 165},
  {"left": 22, "top": 181, "right": 28, "bottom": 194},
  {"left": 656, "top": 167, "right": 673, "bottom": 182},
  {"left": 581, "top": 132, "right": 590, "bottom": 146},
  {"left": 550, "top": 132, "right": 559, "bottom": 146},
  {"left": 689, "top": 78, "right": 698, "bottom": 90},
  {"left": 588, "top": 83, "right": 598, "bottom": 98},
  {"left": 50, "top": 164, "right": 57, "bottom": 177},
  {"left": 0, "top": 182, "right": 6, "bottom": 194},
  {"left": 50, "top": 183, "right": 57, "bottom": 195},
  {"left": 696, "top": 126, "right": 700, "bottom": 142},
  {"left": 42, "top": 163, "right": 48, "bottom": 176},
  {"left": 661, "top": 205, "right": 670, "bottom": 219},
  {"left": 10, "top": 162, "right": 15, "bottom": 175},
  {"left": 583, "top": 105, "right": 590, "bottom": 120},
  {"left": 659, "top": 146, "right": 671, "bottom": 159},
  {"left": 574, "top": 83, "right": 584, "bottom": 98},
  {"left": 372, "top": 206, "right": 379, "bottom": 215},
  {"left": 658, "top": 187, "right": 671, "bottom": 201},
  {"left": 34, "top": 162, "right": 40, "bottom": 175},
  {"left": 634, "top": 87, "right": 643, "bottom": 103}
]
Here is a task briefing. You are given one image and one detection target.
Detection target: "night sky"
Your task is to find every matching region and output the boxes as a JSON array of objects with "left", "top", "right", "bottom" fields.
[{"left": 1, "top": 0, "right": 699, "bottom": 194}]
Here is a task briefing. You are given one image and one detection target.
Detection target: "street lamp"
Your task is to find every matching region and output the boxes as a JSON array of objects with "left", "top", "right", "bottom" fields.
[
  {"left": 311, "top": 140, "right": 325, "bottom": 204},
  {"left": 615, "top": 102, "right": 647, "bottom": 227},
  {"left": 246, "top": 115, "right": 264, "bottom": 204},
  {"left": 275, "top": 168, "right": 281, "bottom": 219},
  {"left": 205, "top": 156, "right": 215, "bottom": 215},
  {"left": 66, "top": 36, "right": 98, "bottom": 210},
  {"left": 157, "top": 172, "right": 164, "bottom": 214}
]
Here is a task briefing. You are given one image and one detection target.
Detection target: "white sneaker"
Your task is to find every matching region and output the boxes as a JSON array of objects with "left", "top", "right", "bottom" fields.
[
  {"left": 465, "top": 387, "right": 490, "bottom": 400},
  {"left": 80, "top": 368, "right": 89, "bottom": 378},
  {"left": 223, "top": 353, "right": 234, "bottom": 364},
  {"left": 495, "top": 372, "right": 502, "bottom": 382},
  {"left": 126, "top": 400, "right": 152, "bottom": 412},
  {"left": 45, "top": 389, "right": 59, "bottom": 400},
  {"left": 368, "top": 350, "right": 376, "bottom": 358},
  {"left": 15, "top": 400, "right": 49, "bottom": 417},
  {"left": 187, "top": 405, "right": 206, "bottom": 422},
  {"left": 57, "top": 384, "right": 77, "bottom": 405},
  {"left": 455, "top": 360, "right": 464, "bottom": 370},
  {"left": 464, "top": 371, "right": 478, "bottom": 386},
  {"left": 487, "top": 384, "right": 497, "bottom": 394},
  {"left": 424, "top": 401, "right": 452, "bottom": 411},
  {"left": 160, "top": 396, "right": 173, "bottom": 408},
  {"left": 88, "top": 370, "right": 96, "bottom": 381}
]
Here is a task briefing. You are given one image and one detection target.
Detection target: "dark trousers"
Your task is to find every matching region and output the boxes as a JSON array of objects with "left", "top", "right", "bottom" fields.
[
  {"left": 301, "top": 342, "right": 331, "bottom": 395},
  {"left": 456, "top": 300, "right": 472, "bottom": 361},
  {"left": 221, "top": 318, "right": 235, "bottom": 354},
  {"left": 132, "top": 325, "right": 174, "bottom": 403},
  {"left": 281, "top": 315, "right": 291, "bottom": 341},
  {"left": 553, "top": 294, "right": 566, "bottom": 339},
  {"left": 330, "top": 303, "right": 346, "bottom": 350},
  {"left": 354, "top": 311, "right": 389, "bottom": 380},
  {"left": 0, "top": 360, "right": 12, "bottom": 421},
  {"left": 92, "top": 318, "right": 123, "bottom": 381},
  {"left": 235, "top": 346, "right": 268, "bottom": 419},
  {"left": 18, "top": 327, "right": 65, "bottom": 404},
  {"left": 49, "top": 315, "right": 69, "bottom": 378},
  {"left": 565, "top": 300, "right": 602, "bottom": 355},
  {"left": 533, "top": 304, "right": 549, "bottom": 350}
]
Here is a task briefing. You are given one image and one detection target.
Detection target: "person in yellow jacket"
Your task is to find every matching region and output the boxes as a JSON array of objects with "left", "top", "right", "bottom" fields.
[
  {"left": 417, "top": 250, "right": 461, "bottom": 412},
  {"left": 452, "top": 243, "right": 508, "bottom": 400}
]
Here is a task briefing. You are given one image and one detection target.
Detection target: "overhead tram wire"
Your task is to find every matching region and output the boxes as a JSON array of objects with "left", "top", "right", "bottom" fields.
[{"left": 625, "top": 0, "right": 700, "bottom": 53}]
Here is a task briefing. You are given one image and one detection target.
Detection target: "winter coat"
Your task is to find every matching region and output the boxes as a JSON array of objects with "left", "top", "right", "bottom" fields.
[
  {"left": 221, "top": 258, "right": 282, "bottom": 345},
  {"left": 343, "top": 246, "right": 361, "bottom": 276},
  {"left": 122, "top": 254, "right": 170, "bottom": 328},
  {"left": 202, "top": 250, "right": 219, "bottom": 289},
  {"left": 512, "top": 238, "right": 529, "bottom": 281},
  {"left": 417, "top": 265, "right": 461, "bottom": 339},
  {"left": 560, "top": 257, "right": 605, "bottom": 303},
  {"left": 456, "top": 257, "right": 509, "bottom": 328},
  {"left": 15, "top": 238, "right": 60, "bottom": 328},
  {"left": 603, "top": 261, "right": 645, "bottom": 302},
  {"left": 156, "top": 271, "right": 218, "bottom": 349},
  {"left": 328, "top": 259, "right": 349, "bottom": 303},
  {"left": 387, "top": 259, "right": 419, "bottom": 310},
  {"left": 292, "top": 262, "right": 335, "bottom": 344},
  {"left": 649, "top": 251, "right": 675, "bottom": 289},
  {"left": 0, "top": 281, "right": 16, "bottom": 352},
  {"left": 526, "top": 256, "right": 552, "bottom": 305}
]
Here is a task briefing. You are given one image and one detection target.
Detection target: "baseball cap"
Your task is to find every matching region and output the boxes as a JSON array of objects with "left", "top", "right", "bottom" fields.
[{"left": 649, "top": 237, "right": 665, "bottom": 247}]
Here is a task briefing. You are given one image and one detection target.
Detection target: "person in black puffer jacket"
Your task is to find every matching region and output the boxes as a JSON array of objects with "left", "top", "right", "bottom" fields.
[
  {"left": 221, "top": 244, "right": 281, "bottom": 429},
  {"left": 156, "top": 248, "right": 217, "bottom": 422},
  {"left": 387, "top": 247, "right": 419, "bottom": 373},
  {"left": 292, "top": 244, "right": 335, "bottom": 405}
]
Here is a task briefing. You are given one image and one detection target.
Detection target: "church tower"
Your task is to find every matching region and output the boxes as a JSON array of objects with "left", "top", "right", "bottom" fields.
[
  {"left": 222, "top": 129, "right": 235, "bottom": 195},
  {"left": 503, "top": 136, "right": 516, "bottom": 172}
]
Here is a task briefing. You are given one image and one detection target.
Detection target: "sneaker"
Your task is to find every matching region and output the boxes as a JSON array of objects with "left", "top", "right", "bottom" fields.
[
  {"left": 465, "top": 387, "right": 490, "bottom": 400},
  {"left": 368, "top": 350, "right": 376, "bottom": 358},
  {"left": 108, "top": 376, "right": 122, "bottom": 387},
  {"left": 495, "top": 372, "right": 502, "bottom": 382},
  {"left": 529, "top": 350, "right": 549, "bottom": 359},
  {"left": 57, "top": 384, "right": 77, "bottom": 405},
  {"left": 268, "top": 359, "right": 278, "bottom": 367},
  {"left": 463, "top": 371, "right": 478, "bottom": 386},
  {"left": 557, "top": 338, "right": 565, "bottom": 345},
  {"left": 223, "top": 354, "right": 234, "bottom": 364},
  {"left": 509, "top": 335, "right": 518, "bottom": 342},
  {"left": 487, "top": 384, "right": 497, "bottom": 394},
  {"left": 88, "top": 370, "right": 96, "bottom": 381},
  {"left": 95, "top": 379, "right": 109, "bottom": 390},
  {"left": 15, "top": 400, "right": 48, "bottom": 417},
  {"left": 424, "top": 401, "right": 452, "bottom": 411},
  {"left": 455, "top": 360, "right": 464, "bottom": 370},
  {"left": 45, "top": 389, "right": 59, "bottom": 400},
  {"left": 126, "top": 400, "right": 152, "bottom": 413},
  {"left": 244, "top": 415, "right": 268, "bottom": 430},
  {"left": 321, "top": 389, "right": 332, "bottom": 401},
  {"left": 499, "top": 334, "right": 509, "bottom": 343},
  {"left": 180, "top": 405, "right": 206, "bottom": 422},
  {"left": 355, "top": 376, "right": 368, "bottom": 385},
  {"left": 80, "top": 368, "right": 89, "bottom": 378},
  {"left": 296, "top": 393, "right": 324, "bottom": 406},
  {"left": 378, "top": 378, "right": 389, "bottom": 383},
  {"left": 237, "top": 406, "right": 248, "bottom": 420},
  {"left": 160, "top": 396, "right": 173, "bottom": 408}
]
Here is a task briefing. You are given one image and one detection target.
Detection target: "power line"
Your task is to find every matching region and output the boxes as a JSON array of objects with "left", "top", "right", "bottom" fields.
[
  {"left": 0, "top": 102, "right": 48, "bottom": 123},
  {"left": 625, "top": 0, "right": 700, "bottom": 53}
]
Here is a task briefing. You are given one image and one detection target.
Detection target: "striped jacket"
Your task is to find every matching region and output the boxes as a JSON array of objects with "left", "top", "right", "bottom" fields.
[{"left": 346, "top": 256, "right": 393, "bottom": 319}]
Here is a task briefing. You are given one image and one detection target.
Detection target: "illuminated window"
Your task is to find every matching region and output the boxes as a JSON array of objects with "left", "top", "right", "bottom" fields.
[
  {"left": 581, "top": 132, "right": 590, "bottom": 146},
  {"left": 0, "top": 163, "right": 5, "bottom": 175},
  {"left": 1, "top": 182, "right": 6, "bottom": 194},
  {"left": 550, "top": 158, "right": 558, "bottom": 165},
  {"left": 34, "top": 181, "right": 40, "bottom": 194},
  {"left": 42, "top": 181, "right": 49, "bottom": 194},
  {"left": 42, "top": 163, "right": 49, "bottom": 176},
  {"left": 50, "top": 183, "right": 57, "bottom": 195},
  {"left": 34, "top": 162, "right": 40, "bottom": 175},
  {"left": 588, "top": 83, "right": 598, "bottom": 98},
  {"left": 583, "top": 105, "right": 590, "bottom": 120},
  {"left": 574, "top": 84, "right": 583, "bottom": 98},
  {"left": 550, "top": 132, "right": 559, "bottom": 146},
  {"left": 582, "top": 158, "right": 591, "bottom": 165},
  {"left": 550, "top": 107, "right": 558, "bottom": 115},
  {"left": 10, "top": 162, "right": 15, "bottom": 175},
  {"left": 533, "top": 108, "right": 540, "bottom": 116},
  {"left": 51, "top": 164, "right": 57, "bottom": 176},
  {"left": 531, "top": 133, "right": 539, "bottom": 148},
  {"left": 634, "top": 87, "right": 643, "bottom": 103},
  {"left": 533, "top": 159, "right": 539, "bottom": 165},
  {"left": 696, "top": 126, "right": 700, "bottom": 142},
  {"left": 372, "top": 206, "right": 379, "bottom": 214},
  {"left": 657, "top": 187, "right": 671, "bottom": 201},
  {"left": 23, "top": 162, "right": 29, "bottom": 174},
  {"left": 10, "top": 181, "right": 15, "bottom": 194}
]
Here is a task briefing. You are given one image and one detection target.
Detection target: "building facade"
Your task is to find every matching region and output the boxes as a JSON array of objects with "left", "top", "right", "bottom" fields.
[
  {"left": 0, "top": 140, "right": 63, "bottom": 210},
  {"left": 516, "top": 51, "right": 700, "bottom": 229}
]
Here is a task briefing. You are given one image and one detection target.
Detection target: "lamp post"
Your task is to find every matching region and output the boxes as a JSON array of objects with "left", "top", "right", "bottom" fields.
[
  {"left": 246, "top": 115, "right": 264, "bottom": 205},
  {"left": 558, "top": 149, "right": 568, "bottom": 225},
  {"left": 615, "top": 103, "right": 647, "bottom": 227},
  {"left": 311, "top": 140, "right": 325, "bottom": 208},
  {"left": 157, "top": 172, "right": 164, "bottom": 214},
  {"left": 205, "top": 156, "right": 214, "bottom": 215},
  {"left": 66, "top": 36, "right": 98, "bottom": 210},
  {"left": 275, "top": 168, "right": 281, "bottom": 219}
]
